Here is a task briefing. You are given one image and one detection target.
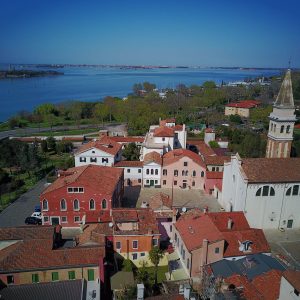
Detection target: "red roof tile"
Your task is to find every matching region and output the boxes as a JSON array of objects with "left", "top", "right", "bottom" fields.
[
  {"left": 110, "top": 136, "right": 144, "bottom": 143},
  {"left": 226, "top": 100, "right": 261, "bottom": 109},
  {"left": 144, "top": 152, "right": 162, "bottom": 165},
  {"left": 114, "top": 160, "right": 143, "bottom": 168},
  {"left": 187, "top": 140, "right": 215, "bottom": 158},
  {"left": 283, "top": 270, "right": 300, "bottom": 291},
  {"left": 149, "top": 193, "right": 173, "bottom": 210},
  {"left": 76, "top": 136, "right": 122, "bottom": 156},
  {"left": 153, "top": 126, "right": 174, "bottom": 137},
  {"left": 163, "top": 149, "right": 205, "bottom": 168},
  {"left": 41, "top": 165, "right": 123, "bottom": 196},
  {"left": 205, "top": 156, "right": 230, "bottom": 165},
  {"left": 241, "top": 158, "right": 300, "bottom": 183},
  {"left": 206, "top": 171, "right": 223, "bottom": 179}
]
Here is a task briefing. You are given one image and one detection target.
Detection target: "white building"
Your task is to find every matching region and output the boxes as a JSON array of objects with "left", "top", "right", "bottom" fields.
[
  {"left": 141, "top": 118, "right": 187, "bottom": 159},
  {"left": 75, "top": 136, "right": 122, "bottom": 167},
  {"left": 142, "top": 151, "right": 162, "bottom": 188},
  {"left": 279, "top": 270, "right": 300, "bottom": 300},
  {"left": 221, "top": 154, "right": 300, "bottom": 229},
  {"left": 114, "top": 160, "right": 143, "bottom": 186}
]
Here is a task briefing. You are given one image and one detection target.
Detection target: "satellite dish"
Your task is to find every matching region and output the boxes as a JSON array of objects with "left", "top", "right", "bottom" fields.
[
  {"left": 182, "top": 207, "right": 187, "bottom": 213},
  {"left": 109, "top": 222, "right": 114, "bottom": 228}
]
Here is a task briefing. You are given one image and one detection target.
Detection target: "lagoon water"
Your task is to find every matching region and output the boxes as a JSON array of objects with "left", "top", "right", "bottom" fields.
[{"left": 0, "top": 65, "right": 281, "bottom": 122}]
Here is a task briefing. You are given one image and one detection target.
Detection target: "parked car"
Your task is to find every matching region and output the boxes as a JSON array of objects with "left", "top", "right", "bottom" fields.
[
  {"left": 31, "top": 212, "right": 42, "bottom": 219},
  {"left": 25, "top": 217, "right": 42, "bottom": 225}
]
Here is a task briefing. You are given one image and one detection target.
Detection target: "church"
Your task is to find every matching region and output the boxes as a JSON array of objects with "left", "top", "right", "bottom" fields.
[{"left": 221, "top": 70, "right": 300, "bottom": 229}]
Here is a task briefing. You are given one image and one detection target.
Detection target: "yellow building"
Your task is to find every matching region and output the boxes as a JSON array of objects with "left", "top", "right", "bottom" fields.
[{"left": 225, "top": 100, "right": 261, "bottom": 118}]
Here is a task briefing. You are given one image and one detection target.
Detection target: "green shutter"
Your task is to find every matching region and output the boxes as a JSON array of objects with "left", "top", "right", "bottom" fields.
[
  {"left": 32, "top": 274, "right": 39, "bottom": 283},
  {"left": 68, "top": 271, "right": 75, "bottom": 280},
  {"left": 52, "top": 272, "right": 59, "bottom": 281},
  {"left": 88, "top": 269, "right": 95, "bottom": 281}
]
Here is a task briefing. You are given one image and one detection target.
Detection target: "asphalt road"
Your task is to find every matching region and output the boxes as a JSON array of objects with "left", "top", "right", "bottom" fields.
[{"left": 0, "top": 179, "right": 47, "bottom": 227}]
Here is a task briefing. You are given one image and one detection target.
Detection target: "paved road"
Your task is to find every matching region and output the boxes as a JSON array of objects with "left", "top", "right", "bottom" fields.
[
  {"left": 0, "top": 179, "right": 47, "bottom": 227},
  {"left": 0, "top": 122, "right": 127, "bottom": 140}
]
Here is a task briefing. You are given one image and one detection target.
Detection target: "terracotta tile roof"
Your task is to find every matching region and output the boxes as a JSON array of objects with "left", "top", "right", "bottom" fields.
[
  {"left": 0, "top": 226, "right": 54, "bottom": 241},
  {"left": 159, "top": 118, "right": 176, "bottom": 126},
  {"left": 61, "top": 137, "right": 85, "bottom": 142},
  {"left": 225, "top": 269, "right": 282, "bottom": 300},
  {"left": 187, "top": 140, "right": 215, "bottom": 158},
  {"left": 143, "top": 151, "right": 162, "bottom": 165},
  {"left": 226, "top": 100, "right": 261, "bottom": 109},
  {"left": 173, "top": 125, "right": 184, "bottom": 131},
  {"left": 153, "top": 126, "right": 174, "bottom": 137},
  {"left": 175, "top": 210, "right": 223, "bottom": 251},
  {"left": 110, "top": 136, "right": 144, "bottom": 143},
  {"left": 206, "top": 171, "right": 223, "bottom": 179},
  {"left": 77, "top": 224, "right": 111, "bottom": 246},
  {"left": 149, "top": 192, "right": 173, "bottom": 210},
  {"left": 205, "top": 156, "right": 230, "bottom": 165},
  {"left": 283, "top": 270, "right": 300, "bottom": 291},
  {"left": 241, "top": 158, "right": 300, "bottom": 183},
  {"left": 163, "top": 149, "right": 205, "bottom": 168},
  {"left": 114, "top": 160, "right": 143, "bottom": 168},
  {"left": 0, "top": 226, "right": 105, "bottom": 273},
  {"left": 112, "top": 208, "right": 159, "bottom": 235},
  {"left": 75, "top": 136, "right": 122, "bottom": 156},
  {"left": 41, "top": 165, "right": 123, "bottom": 196},
  {"left": 85, "top": 210, "right": 112, "bottom": 223}
]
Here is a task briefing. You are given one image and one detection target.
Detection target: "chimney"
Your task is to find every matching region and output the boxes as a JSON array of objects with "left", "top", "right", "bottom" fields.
[
  {"left": 227, "top": 217, "right": 233, "bottom": 230},
  {"left": 137, "top": 283, "right": 144, "bottom": 300},
  {"left": 201, "top": 239, "right": 209, "bottom": 267},
  {"left": 183, "top": 284, "right": 191, "bottom": 300}
]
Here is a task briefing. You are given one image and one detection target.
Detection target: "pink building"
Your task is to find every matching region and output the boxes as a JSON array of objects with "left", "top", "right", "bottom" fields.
[{"left": 161, "top": 149, "right": 206, "bottom": 190}]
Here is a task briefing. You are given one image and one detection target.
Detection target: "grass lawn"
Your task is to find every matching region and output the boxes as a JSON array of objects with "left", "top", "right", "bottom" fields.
[
  {"left": 30, "top": 128, "right": 98, "bottom": 137},
  {"left": 145, "top": 266, "right": 168, "bottom": 283}
]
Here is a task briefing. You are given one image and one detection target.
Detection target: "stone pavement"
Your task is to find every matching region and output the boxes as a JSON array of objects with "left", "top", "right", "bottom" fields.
[
  {"left": 124, "top": 186, "right": 221, "bottom": 212},
  {"left": 0, "top": 179, "right": 47, "bottom": 227},
  {"left": 264, "top": 229, "right": 300, "bottom": 270}
]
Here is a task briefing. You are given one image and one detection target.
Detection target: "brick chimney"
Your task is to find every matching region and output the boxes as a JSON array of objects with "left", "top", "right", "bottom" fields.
[{"left": 227, "top": 217, "right": 233, "bottom": 230}]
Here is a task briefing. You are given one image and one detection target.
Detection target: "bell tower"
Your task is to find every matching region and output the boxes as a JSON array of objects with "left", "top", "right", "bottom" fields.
[{"left": 266, "top": 69, "right": 296, "bottom": 158}]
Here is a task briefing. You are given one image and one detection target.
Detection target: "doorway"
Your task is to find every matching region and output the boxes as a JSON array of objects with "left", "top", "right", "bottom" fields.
[
  {"left": 51, "top": 217, "right": 60, "bottom": 225},
  {"left": 150, "top": 180, "right": 154, "bottom": 187}
]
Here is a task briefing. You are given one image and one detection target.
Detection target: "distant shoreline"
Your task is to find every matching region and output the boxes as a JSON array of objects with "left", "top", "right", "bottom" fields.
[{"left": 0, "top": 70, "right": 63, "bottom": 79}]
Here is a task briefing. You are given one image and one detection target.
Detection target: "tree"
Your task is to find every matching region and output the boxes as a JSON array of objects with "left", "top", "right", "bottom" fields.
[
  {"left": 229, "top": 114, "right": 242, "bottom": 124},
  {"left": 122, "top": 259, "right": 133, "bottom": 272},
  {"left": 41, "top": 140, "right": 48, "bottom": 153},
  {"left": 133, "top": 83, "right": 143, "bottom": 95},
  {"left": 203, "top": 81, "right": 216, "bottom": 89},
  {"left": 143, "top": 82, "right": 156, "bottom": 93},
  {"left": 94, "top": 103, "right": 109, "bottom": 125},
  {"left": 209, "top": 140, "right": 219, "bottom": 148},
  {"left": 46, "top": 137, "right": 56, "bottom": 152},
  {"left": 122, "top": 143, "right": 140, "bottom": 161},
  {"left": 148, "top": 246, "right": 164, "bottom": 286},
  {"left": 34, "top": 103, "right": 57, "bottom": 115}
]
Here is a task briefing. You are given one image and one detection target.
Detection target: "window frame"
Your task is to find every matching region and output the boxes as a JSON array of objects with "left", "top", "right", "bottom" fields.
[
  {"left": 116, "top": 241, "right": 121, "bottom": 249},
  {"left": 42, "top": 199, "right": 48, "bottom": 211},
  {"left": 68, "top": 271, "right": 76, "bottom": 280},
  {"left": 60, "top": 199, "right": 67, "bottom": 211},
  {"left": 89, "top": 199, "right": 95, "bottom": 210},
  {"left": 52, "top": 272, "right": 59, "bottom": 282},
  {"left": 32, "top": 273, "right": 39, "bottom": 283},
  {"left": 73, "top": 199, "right": 80, "bottom": 211},
  {"left": 102, "top": 199, "right": 107, "bottom": 209},
  {"left": 132, "top": 240, "right": 138, "bottom": 249},
  {"left": 88, "top": 269, "right": 95, "bottom": 281}
]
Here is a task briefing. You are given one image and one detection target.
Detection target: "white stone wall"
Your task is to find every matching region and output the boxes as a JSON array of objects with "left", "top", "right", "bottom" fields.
[
  {"left": 143, "top": 162, "right": 161, "bottom": 187},
  {"left": 116, "top": 166, "right": 143, "bottom": 184},
  {"left": 75, "top": 148, "right": 115, "bottom": 167}
]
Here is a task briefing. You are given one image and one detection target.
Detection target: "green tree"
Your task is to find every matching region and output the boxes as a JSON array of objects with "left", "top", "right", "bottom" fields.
[
  {"left": 203, "top": 81, "right": 216, "bottom": 89},
  {"left": 122, "top": 259, "right": 134, "bottom": 272},
  {"left": 229, "top": 114, "right": 242, "bottom": 124},
  {"left": 133, "top": 83, "right": 143, "bottom": 95},
  {"left": 46, "top": 137, "right": 56, "bottom": 152},
  {"left": 148, "top": 246, "right": 164, "bottom": 286},
  {"left": 122, "top": 143, "right": 140, "bottom": 160},
  {"left": 41, "top": 140, "right": 48, "bottom": 153},
  {"left": 209, "top": 140, "right": 219, "bottom": 148},
  {"left": 143, "top": 82, "right": 156, "bottom": 93},
  {"left": 34, "top": 103, "right": 57, "bottom": 115},
  {"left": 94, "top": 103, "right": 109, "bottom": 125}
]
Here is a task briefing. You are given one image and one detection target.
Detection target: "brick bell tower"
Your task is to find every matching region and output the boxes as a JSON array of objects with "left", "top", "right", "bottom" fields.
[{"left": 266, "top": 69, "right": 296, "bottom": 158}]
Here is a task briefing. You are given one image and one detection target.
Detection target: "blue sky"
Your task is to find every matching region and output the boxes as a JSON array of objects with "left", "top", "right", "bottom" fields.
[{"left": 0, "top": 0, "right": 300, "bottom": 67}]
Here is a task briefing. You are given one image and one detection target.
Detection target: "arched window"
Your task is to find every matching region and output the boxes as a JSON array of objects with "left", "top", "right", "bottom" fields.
[
  {"left": 174, "top": 170, "right": 178, "bottom": 177},
  {"left": 192, "top": 170, "right": 196, "bottom": 177},
  {"left": 270, "top": 187, "right": 275, "bottom": 196},
  {"left": 42, "top": 199, "right": 48, "bottom": 211},
  {"left": 280, "top": 125, "right": 284, "bottom": 133},
  {"left": 256, "top": 188, "right": 261, "bottom": 196},
  {"left": 182, "top": 170, "right": 185, "bottom": 176},
  {"left": 102, "top": 199, "right": 107, "bottom": 209},
  {"left": 286, "top": 187, "right": 292, "bottom": 196},
  {"left": 293, "top": 185, "right": 299, "bottom": 196},
  {"left": 185, "top": 171, "right": 188, "bottom": 176},
  {"left": 163, "top": 169, "right": 167, "bottom": 176},
  {"left": 60, "top": 199, "right": 67, "bottom": 211},
  {"left": 155, "top": 169, "right": 158, "bottom": 175},
  {"left": 73, "top": 199, "right": 79, "bottom": 211},
  {"left": 201, "top": 171, "right": 204, "bottom": 177},
  {"left": 286, "top": 125, "right": 290, "bottom": 133},
  {"left": 151, "top": 169, "right": 154, "bottom": 175},
  {"left": 89, "top": 199, "right": 95, "bottom": 210}
]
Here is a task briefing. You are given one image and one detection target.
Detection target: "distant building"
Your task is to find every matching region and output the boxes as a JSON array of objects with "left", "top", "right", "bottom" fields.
[
  {"left": 40, "top": 165, "right": 124, "bottom": 227},
  {"left": 225, "top": 100, "right": 261, "bottom": 118},
  {"left": 143, "top": 151, "right": 162, "bottom": 188},
  {"left": 222, "top": 154, "right": 300, "bottom": 229},
  {"left": 266, "top": 69, "right": 296, "bottom": 158},
  {"left": 75, "top": 136, "right": 122, "bottom": 167},
  {"left": 114, "top": 160, "right": 143, "bottom": 186}
]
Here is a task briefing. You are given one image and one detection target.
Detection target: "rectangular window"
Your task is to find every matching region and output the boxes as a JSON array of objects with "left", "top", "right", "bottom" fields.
[
  {"left": 74, "top": 216, "right": 80, "bottom": 223},
  {"left": 90, "top": 157, "right": 97, "bottom": 163},
  {"left": 7, "top": 275, "right": 14, "bottom": 285},
  {"left": 138, "top": 179, "right": 141, "bottom": 183},
  {"left": 32, "top": 274, "right": 39, "bottom": 283},
  {"left": 146, "top": 180, "right": 149, "bottom": 184},
  {"left": 79, "top": 157, "right": 86, "bottom": 162},
  {"left": 174, "top": 181, "right": 177, "bottom": 186},
  {"left": 170, "top": 225, "right": 172, "bottom": 232},
  {"left": 215, "top": 247, "right": 220, "bottom": 254},
  {"left": 146, "top": 169, "right": 149, "bottom": 175},
  {"left": 52, "top": 272, "right": 59, "bottom": 281},
  {"left": 68, "top": 187, "right": 73, "bottom": 193},
  {"left": 138, "top": 169, "right": 142, "bottom": 173},
  {"left": 152, "top": 238, "right": 158, "bottom": 247},
  {"left": 182, "top": 249, "right": 185, "bottom": 260},
  {"left": 163, "top": 180, "right": 166, "bottom": 185},
  {"left": 102, "top": 158, "right": 108, "bottom": 163},
  {"left": 163, "top": 169, "right": 167, "bottom": 176},
  {"left": 116, "top": 241, "right": 121, "bottom": 249},
  {"left": 73, "top": 187, "right": 79, "bottom": 193},
  {"left": 44, "top": 216, "right": 49, "bottom": 222},
  {"left": 88, "top": 269, "right": 95, "bottom": 281},
  {"left": 262, "top": 186, "right": 269, "bottom": 196},
  {"left": 140, "top": 252, "right": 145, "bottom": 257},
  {"left": 68, "top": 271, "right": 76, "bottom": 280},
  {"left": 79, "top": 187, "right": 84, "bottom": 193},
  {"left": 175, "top": 233, "right": 177, "bottom": 242},
  {"left": 184, "top": 162, "right": 188, "bottom": 166},
  {"left": 187, "top": 258, "right": 190, "bottom": 269},
  {"left": 132, "top": 240, "right": 138, "bottom": 249},
  {"left": 132, "top": 253, "right": 138, "bottom": 260},
  {"left": 293, "top": 185, "right": 299, "bottom": 196},
  {"left": 155, "top": 180, "right": 158, "bottom": 184},
  {"left": 61, "top": 216, "right": 67, "bottom": 223}
]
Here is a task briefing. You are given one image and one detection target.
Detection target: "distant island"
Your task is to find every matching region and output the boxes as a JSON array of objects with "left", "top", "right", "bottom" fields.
[{"left": 0, "top": 69, "right": 63, "bottom": 79}]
